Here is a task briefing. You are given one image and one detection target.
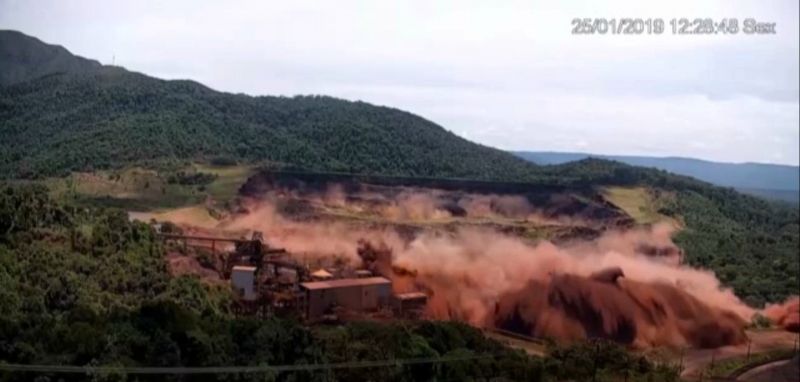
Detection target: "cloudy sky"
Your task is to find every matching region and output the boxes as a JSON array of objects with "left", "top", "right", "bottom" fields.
[{"left": 2, "top": 0, "right": 798, "bottom": 165}]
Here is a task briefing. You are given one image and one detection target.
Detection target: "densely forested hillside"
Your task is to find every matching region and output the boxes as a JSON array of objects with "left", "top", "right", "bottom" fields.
[
  {"left": 0, "top": 66, "right": 540, "bottom": 181},
  {"left": 0, "top": 30, "right": 101, "bottom": 86}
]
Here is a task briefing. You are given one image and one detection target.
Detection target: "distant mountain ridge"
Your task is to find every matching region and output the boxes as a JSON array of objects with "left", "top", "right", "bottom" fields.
[
  {"left": 0, "top": 30, "right": 102, "bottom": 86},
  {"left": 515, "top": 151, "right": 799, "bottom": 203}
]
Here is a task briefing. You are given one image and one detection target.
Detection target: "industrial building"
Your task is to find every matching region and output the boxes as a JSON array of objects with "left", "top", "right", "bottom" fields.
[
  {"left": 160, "top": 230, "right": 428, "bottom": 321},
  {"left": 231, "top": 265, "right": 257, "bottom": 300},
  {"left": 301, "top": 277, "right": 392, "bottom": 319},
  {"left": 392, "top": 292, "right": 428, "bottom": 317}
]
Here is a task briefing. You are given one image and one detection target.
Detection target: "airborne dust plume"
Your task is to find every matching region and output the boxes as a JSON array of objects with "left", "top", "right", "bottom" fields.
[{"left": 202, "top": 185, "right": 792, "bottom": 348}]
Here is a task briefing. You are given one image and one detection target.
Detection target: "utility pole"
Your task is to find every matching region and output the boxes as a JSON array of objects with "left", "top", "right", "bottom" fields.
[
  {"left": 592, "top": 339, "right": 599, "bottom": 382},
  {"left": 746, "top": 339, "right": 751, "bottom": 361},
  {"left": 708, "top": 350, "right": 716, "bottom": 379}
]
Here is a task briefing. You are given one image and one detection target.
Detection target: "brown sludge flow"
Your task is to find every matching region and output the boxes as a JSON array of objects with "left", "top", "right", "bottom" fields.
[{"left": 214, "top": 185, "right": 795, "bottom": 348}]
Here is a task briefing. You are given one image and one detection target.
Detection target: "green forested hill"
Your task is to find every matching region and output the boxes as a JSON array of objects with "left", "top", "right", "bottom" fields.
[
  {"left": 0, "top": 66, "right": 539, "bottom": 180},
  {"left": 0, "top": 30, "right": 101, "bottom": 86}
]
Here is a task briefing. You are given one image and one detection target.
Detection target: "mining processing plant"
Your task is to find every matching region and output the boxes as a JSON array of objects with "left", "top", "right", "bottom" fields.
[{"left": 158, "top": 230, "right": 428, "bottom": 322}]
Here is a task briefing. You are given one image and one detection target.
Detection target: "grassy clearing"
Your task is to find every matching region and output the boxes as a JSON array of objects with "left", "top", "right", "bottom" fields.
[
  {"left": 602, "top": 186, "right": 679, "bottom": 227},
  {"left": 192, "top": 164, "right": 256, "bottom": 203},
  {"left": 129, "top": 205, "right": 220, "bottom": 228},
  {"left": 46, "top": 167, "right": 199, "bottom": 209},
  {"left": 43, "top": 164, "right": 254, "bottom": 211},
  {"left": 602, "top": 187, "right": 659, "bottom": 224}
]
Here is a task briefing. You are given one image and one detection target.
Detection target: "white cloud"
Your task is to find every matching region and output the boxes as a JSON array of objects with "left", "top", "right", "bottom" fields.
[{"left": 1, "top": 0, "right": 797, "bottom": 164}]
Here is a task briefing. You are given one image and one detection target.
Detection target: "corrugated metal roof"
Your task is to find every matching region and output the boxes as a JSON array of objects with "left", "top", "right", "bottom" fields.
[{"left": 301, "top": 277, "right": 391, "bottom": 290}]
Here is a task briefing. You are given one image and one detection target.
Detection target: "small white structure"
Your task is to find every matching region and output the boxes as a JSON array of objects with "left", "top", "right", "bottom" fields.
[
  {"left": 310, "top": 269, "right": 334, "bottom": 281},
  {"left": 231, "top": 265, "right": 257, "bottom": 300},
  {"left": 354, "top": 269, "right": 372, "bottom": 278}
]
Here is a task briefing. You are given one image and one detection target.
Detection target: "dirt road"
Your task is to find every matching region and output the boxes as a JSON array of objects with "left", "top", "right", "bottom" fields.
[
  {"left": 680, "top": 330, "right": 798, "bottom": 379},
  {"left": 736, "top": 355, "right": 799, "bottom": 382}
]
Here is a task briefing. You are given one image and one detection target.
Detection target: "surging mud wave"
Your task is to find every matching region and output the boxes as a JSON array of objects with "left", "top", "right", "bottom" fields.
[{"left": 204, "top": 189, "right": 772, "bottom": 348}]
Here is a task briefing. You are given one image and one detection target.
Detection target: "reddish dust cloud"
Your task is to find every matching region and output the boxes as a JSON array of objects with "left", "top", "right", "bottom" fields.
[
  {"left": 205, "top": 186, "right": 792, "bottom": 349},
  {"left": 765, "top": 297, "right": 800, "bottom": 333}
]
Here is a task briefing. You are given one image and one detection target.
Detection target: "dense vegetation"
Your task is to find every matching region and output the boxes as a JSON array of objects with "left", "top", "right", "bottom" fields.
[
  {"left": 0, "top": 184, "right": 681, "bottom": 381},
  {"left": 0, "top": 30, "right": 101, "bottom": 86},
  {"left": 0, "top": 66, "right": 540, "bottom": 181}
]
